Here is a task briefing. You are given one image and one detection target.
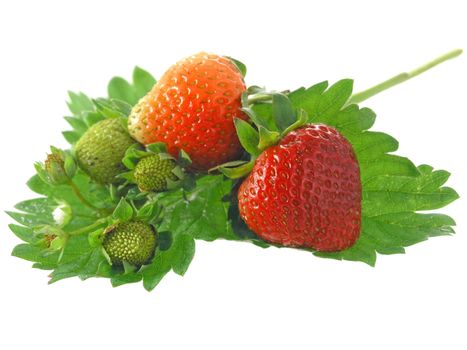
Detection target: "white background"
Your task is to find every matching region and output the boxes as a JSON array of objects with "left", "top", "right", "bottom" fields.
[{"left": 0, "top": 1, "right": 466, "bottom": 349}]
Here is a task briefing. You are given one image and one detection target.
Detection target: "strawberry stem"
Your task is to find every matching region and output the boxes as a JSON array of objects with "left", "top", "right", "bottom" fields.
[
  {"left": 68, "top": 218, "right": 108, "bottom": 236},
  {"left": 349, "top": 48, "right": 463, "bottom": 104}
]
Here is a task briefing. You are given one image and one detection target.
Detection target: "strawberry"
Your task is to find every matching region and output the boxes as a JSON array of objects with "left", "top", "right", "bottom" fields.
[
  {"left": 128, "top": 52, "right": 247, "bottom": 171},
  {"left": 133, "top": 154, "right": 178, "bottom": 192},
  {"left": 75, "top": 118, "right": 137, "bottom": 184},
  {"left": 103, "top": 221, "right": 157, "bottom": 267},
  {"left": 237, "top": 124, "right": 361, "bottom": 252},
  {"left": 120, "top": 143, "right": 188, "bottom": 192}
]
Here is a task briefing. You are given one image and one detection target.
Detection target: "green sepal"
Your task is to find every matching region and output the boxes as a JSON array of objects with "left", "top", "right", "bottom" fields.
[
  {"left": 166, "top": 177, "right": 182, "bottom": 190},
  {"left": 34, "top": 162, "right": 49, "bottom": 184},
  {"left": 146, "top": 142, "right": 168, "bottom": 154},
  {"left": 136, "top": 200, "right": 162, "bottom": 225},
  {"left": 226, "top": 56, "right": 247, "bottom": 77},
  {"left": 108, "top": 184, "right": 119, "bottom": 203},
  {"left": 210, "top": 160, "right": 250, "bottom": 171},
  {"left": 241, "top": 107, "right": 276, "bottom": 132},
  {"left": 171, "top": 166, "right": 185, "bottom": 180},
  {"left": 63, "top": 152, "right": 77, "bottom": 179},
  {"left": 49, "top": 236, "right": 65, "bottom": 251},
  {"left": 92, "top": 98, "right": 131, "bottom": 120},
  {"left": 177, "top": 149, "right": 192, "bottom": 167},
  {"left": 101, "top": 247, "right": 112, "bottom": 266},
  {"left": 234, "top": 118, "right": 260, "bottom": 156},
  {"left": 157, "top": 231, "right": 173, "bottom": 251},
  {"left": 122, "top": 261, "right": 138, "bottom": 274},
  {"left": 272, "top": 93, "right": 296, "bottom": 131},
  {"left": 117, "top": 171, "right": 135, "bottom": 182},
  {"left": 121, "top": 144, "right": 146, "bottom": 170},
  {"left": 281, "top": 108, "right": 309, "bottom": 136},
  {"left": 258, "top": 126, "right": 280, "bottom": 151},
  {"left": 112, "top": 198, "right": 134, "bottom": 222},
  {"left": 88, "top": 229, "right": 104, "bottom": 248},
  {"left": 246, "top": 85, "right": 265, "bottom": 95},
  {"left": 124, "top": 186, "right": 149, "bottom": 201},
  {"left": 62, "top": 131, "right": 81, "bottom": 144},
  {"left": 158, "top": 152, "right": 175, "bottom": 161},
  {"left": 209, "top": 160, "right": 253, "bottom": 179},
  {"left": 219, "top": 160, "right": 255, "bottom": 179},
  {"left": 121, "top": 141, "right": 188, "bottom": 193}
]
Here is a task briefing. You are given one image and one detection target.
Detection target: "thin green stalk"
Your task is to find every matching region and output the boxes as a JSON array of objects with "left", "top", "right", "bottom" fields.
[
  {"left": 349, "top": 49, "right": 463, "bottom": 104},
  {"left": 68, "top": 218, "right": 108, "bottom": 236}
]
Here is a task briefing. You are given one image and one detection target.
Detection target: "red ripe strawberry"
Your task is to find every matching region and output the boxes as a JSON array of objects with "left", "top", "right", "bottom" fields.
[
  {"left": 238, "top": 124, "right": 361, "bottom": 251},
  {"left": 128, "top": 52, "right": 247, "bottom": 171}
]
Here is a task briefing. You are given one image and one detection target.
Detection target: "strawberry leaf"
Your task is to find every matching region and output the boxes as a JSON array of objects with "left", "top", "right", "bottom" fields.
[
  {"left": 108, "top": 66, "right": 156, "bottom": 105},
  {"left": 156, "top": 175, "right": 237, "bottom": 241},
  {"left": 108, "top": 78, "right": 136, "bottom": 106},
  {"left": 142, "top": 234, "right": 196, "bottom": 291},
  {"left": 49, "top": 248, "right": 108, "bottom": 284},
  {"left": 132, "top": 66, "right": 157, "bottom": 97},
  {"left": 9, "top": 224, "right": 35, "bottom": 243},
  {"left": 10, "top": 168, "right": 114, "bottom": 276},
  {"left": 64, "top": 92, "right": 104, "bottom": 145},
  {"left": 67, "top": 91, "right": 95, "bottom": 115}
]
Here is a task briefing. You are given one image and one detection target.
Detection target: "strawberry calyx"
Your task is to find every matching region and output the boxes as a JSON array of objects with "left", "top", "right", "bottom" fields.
[
  {"left": 119, "top": 142, "right": 192, "bottom": 192},
  {"left": 212, "top": 87, "right": 310, "bottom": 178},
  {"left": 35, "top": 146, "right": 77, "bottom": 186}
]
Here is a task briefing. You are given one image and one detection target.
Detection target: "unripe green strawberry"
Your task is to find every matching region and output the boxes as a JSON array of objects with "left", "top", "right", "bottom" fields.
[
  {"left": 75, "top": 118, "right": 137, "bottom": 184},
  {"left": 133, "top": 154, "right": 178, "bottom": 192},
  {"left": 103, "top": 221, "right": 157, "bottom": 267}
]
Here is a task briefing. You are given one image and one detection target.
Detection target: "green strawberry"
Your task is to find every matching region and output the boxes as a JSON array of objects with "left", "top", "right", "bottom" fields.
[
  {"left": 133, "top": 154, "right": 178, "bottom": 192},
  {"left": 103, "top": 220, "right": 157, "bottom": 267},
  {"left": 75, "top": 118, "right": 137, "bottom": 184}
]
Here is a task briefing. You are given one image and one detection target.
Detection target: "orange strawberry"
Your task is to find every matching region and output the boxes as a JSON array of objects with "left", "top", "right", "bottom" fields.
[{"left": 128, "top": 52, "right": 247, "bottom": 171}]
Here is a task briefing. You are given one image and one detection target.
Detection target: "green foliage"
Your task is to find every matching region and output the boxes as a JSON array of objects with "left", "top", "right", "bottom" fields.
[
  {"left": 156, "top": 175, "right": 237, "bottom": 242},
  {"left": 234, "top": 118, "right": 260, "bottom": 156},
  {"left": 112, "top": 198, "right": 134, "bottom": 222},
  {"left": 142, "top": 234, "right": 195, "bottom": 291},
  {"left": 226, "top": 56, "right": 247, "bottom": 77},
  {"left": 272, "top": 93, "right": 296, "bottom": 131},
  {"left": 7, "top": 65, "right": 459, "bottom": 292},
  {"left": 108, "top": 66, "right": 156, "bottom": 106}
]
